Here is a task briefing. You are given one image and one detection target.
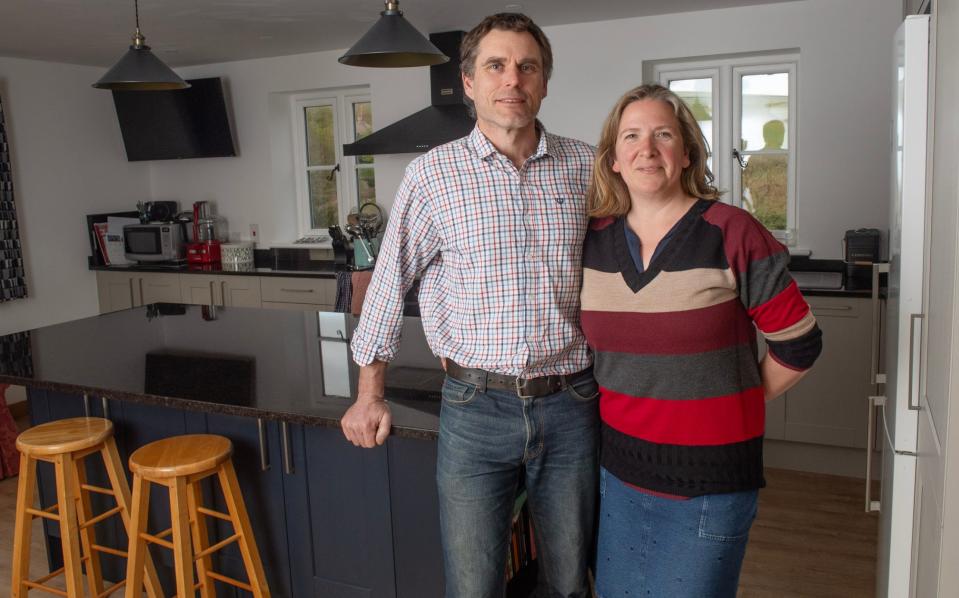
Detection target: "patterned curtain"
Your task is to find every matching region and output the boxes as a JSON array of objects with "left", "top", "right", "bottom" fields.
[{"left": 1, "top": 93, "right": 27, "bottom": 302}]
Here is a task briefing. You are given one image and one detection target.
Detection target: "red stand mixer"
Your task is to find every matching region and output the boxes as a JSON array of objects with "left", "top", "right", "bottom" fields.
[{"left": 186, "top": 201, "right": 221, "bottom": 265}]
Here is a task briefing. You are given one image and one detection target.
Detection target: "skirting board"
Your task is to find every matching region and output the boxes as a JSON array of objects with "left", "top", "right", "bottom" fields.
[{"left": 764, "top": 439, "right": 880, "bottom": 480}]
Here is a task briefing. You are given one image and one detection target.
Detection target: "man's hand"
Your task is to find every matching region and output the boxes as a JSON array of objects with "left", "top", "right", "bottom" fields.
[
  {"left": 340, "top": 360, "right": 392, "bottom": 447},
  {"left": 341, "top": 399, "right": 392, "bottom": 447}
]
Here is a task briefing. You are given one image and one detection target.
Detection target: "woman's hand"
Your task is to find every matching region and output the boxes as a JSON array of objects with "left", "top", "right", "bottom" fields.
[{"left": 760, "top": 354, "right": 809, "bottom": 401}]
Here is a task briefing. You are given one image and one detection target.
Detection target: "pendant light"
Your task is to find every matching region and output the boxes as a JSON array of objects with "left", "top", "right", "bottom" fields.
[
  {"left": 339, "top": 0, "right": 449, "bottom": 68},
  {"left": 93, "top": 0, "right": 190, "bottom": 91}
]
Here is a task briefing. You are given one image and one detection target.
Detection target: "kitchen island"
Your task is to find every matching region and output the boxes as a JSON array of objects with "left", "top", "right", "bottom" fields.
[{"left": 1, "top": 305, "right": 453, "bottom": 598}]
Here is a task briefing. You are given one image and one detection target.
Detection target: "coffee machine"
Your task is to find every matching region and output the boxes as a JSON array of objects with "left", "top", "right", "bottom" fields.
[{"left": 843, "top": 228, "right": 881, "bottom": 290}]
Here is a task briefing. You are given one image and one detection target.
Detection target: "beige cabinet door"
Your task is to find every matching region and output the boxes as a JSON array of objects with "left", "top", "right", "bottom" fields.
[
  {"left": 221, "top": 276, "right": 262, "bottom": 308},
  {"left": 180, "top": 274, "right": 220, "bottom": 305},
  {"left": 261, "top": 276, "right": 335, "bottom": 310},
  {"left": 138, "top": 273, "right": 182, "bottom": 305},
  {"left": 96, "top": 271, "right": 139, "bottom": 313},
  {"left": 783, "top": 296, "right": 872, "bottom": 448}
]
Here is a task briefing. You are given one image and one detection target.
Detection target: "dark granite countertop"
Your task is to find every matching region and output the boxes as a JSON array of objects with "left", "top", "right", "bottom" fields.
[
  {"left": 90, "top": 263, "right": 339, "bottom": 279},
  {"left": 0, "top": 306, "right": 441, "bottom": 439}
]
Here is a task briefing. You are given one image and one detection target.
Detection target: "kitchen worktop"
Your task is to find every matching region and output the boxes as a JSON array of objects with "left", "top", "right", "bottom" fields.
[
  {"left": 90, "top": 263, "right": 340, "bottom": 279},
  {"left": 0, "top": 306, "right": 442, "bottom": 438}
]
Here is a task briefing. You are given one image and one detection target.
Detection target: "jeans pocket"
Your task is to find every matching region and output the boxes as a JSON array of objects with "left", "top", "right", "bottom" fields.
[
  {"left": 567, "top": 375, "right": 600, "bottom": 402},
  {"left": 442, "top": 376, "right": 478, "bottom": 405},
  {"left": 698, "top": 490, "right": 758, "bottom": 543}
]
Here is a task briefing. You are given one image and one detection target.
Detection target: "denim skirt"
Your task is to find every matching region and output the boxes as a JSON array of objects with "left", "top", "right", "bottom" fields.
[{"left": 594, "top": 467, "right": 758, "bottom": 598}]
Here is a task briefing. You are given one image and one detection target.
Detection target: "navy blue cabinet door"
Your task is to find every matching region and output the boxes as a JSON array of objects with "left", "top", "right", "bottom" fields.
[
  {"left": 283, "top": 423, "right": 396, "bottom": 598},
  {"left": 388, "top": 437, "right": 444, "bottom": 598},
  {"left": 201, "top": 413, "right": 291, "bottom": 598}
]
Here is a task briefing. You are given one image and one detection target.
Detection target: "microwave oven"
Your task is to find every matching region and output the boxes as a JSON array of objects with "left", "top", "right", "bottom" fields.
[{"left": 123, "top": 223, "right": 186, "bottom": 262}]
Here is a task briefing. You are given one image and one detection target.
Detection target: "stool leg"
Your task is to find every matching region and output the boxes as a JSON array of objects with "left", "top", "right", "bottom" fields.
[
  {"left": 11, "top": 453, "right": 36, "bottom": 598},
  {"left": 123, "top": 474, "right": 151, "bottom": 598},
  {"left": 169, "top": 476, "right": 196, "bottom": 598},
  {"left": 54, "top": 453, "right": 85, "bottom": 597},
  {"left": 187, "top": 480, "right": 215, "bottom": 598},
  {"left": 101, "top": 439, "right": 164, "bottom": 598},
  {"left": 218, "top": 461, "right": 271, "bottom": 598},
  {"left": 73, "top": 458, "right": 106, "bottom": 598}
]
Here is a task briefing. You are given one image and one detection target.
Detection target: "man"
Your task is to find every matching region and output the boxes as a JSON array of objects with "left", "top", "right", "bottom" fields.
[{"left": 341, "top": 13, "right": 597, "bottom": 598}]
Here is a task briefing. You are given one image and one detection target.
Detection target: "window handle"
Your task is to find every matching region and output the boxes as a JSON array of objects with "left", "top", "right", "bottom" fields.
[
  {"left": 732, "top": 148, "right": 747, "bottom": 169},
  {"left": 327, "top": 163, "right": 341, "bottom": 181}
]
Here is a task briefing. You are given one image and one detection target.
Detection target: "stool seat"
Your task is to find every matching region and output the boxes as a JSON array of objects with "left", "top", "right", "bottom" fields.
[
  {"left": 129, "top": 434, "right": 233, "bottom": 478},
  {"left": 16, "top": 417, "right": 113, "bottom": 456}
]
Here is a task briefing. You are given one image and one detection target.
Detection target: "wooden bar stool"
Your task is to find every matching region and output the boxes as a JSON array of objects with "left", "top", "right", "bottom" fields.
[
  {"left": 124, "top": 434, "right": 270, "bottom": 598},
  {"left": 11, "top": 417, "right": 163, "bottom": 598}
]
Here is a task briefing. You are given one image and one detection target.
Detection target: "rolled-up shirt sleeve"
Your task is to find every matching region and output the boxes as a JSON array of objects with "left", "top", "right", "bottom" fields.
[{"left": 350, "top": 166, "right": 442, "bottom": 366}]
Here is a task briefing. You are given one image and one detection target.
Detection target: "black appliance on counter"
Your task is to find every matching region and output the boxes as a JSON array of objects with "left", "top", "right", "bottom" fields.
[{"left": 844, "top": 228, "right": 882, "bottom": 290}]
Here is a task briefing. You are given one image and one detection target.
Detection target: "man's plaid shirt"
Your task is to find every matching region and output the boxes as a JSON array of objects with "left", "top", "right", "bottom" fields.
[{"left": 351, "top": 125, "right": 594, "bottom": 377}]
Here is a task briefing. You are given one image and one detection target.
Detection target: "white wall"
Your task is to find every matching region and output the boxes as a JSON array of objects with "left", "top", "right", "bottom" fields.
[
  {"left": 149, "top": 0, "right": 901, "bottom": 259},
  {"left": 0, "top": 57, "right": 150, "bottom": 336}
]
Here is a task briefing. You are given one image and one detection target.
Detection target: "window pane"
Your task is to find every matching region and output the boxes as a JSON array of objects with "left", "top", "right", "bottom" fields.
[
  {"left": 305, "top": 105, "right": 335, "bottom": 166},
  {"left": 353, "top": 101, "right": 375, "bottom": 165},
  {"left": 740, "top": 73, "right": 788, "bottom": 151},
  {"left": 356, "top": 167, "right": 376, "bottom": 205},
  {"left": 668, "top": 78, "right": 713, "bottom": 172},
  {"left": 308, "top": 170, "right": 338, "bottom": 229},
  {"left": 741, "top": 154, "right": 787, "bottom": 230}
]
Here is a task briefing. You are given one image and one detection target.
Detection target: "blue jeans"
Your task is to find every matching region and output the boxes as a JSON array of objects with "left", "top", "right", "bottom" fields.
[
  {"left": 437, "top": 373, "right": 600, "bottom": 598},
  {"left": 594, "top": 467, "right": 758, "bottom": 598}
]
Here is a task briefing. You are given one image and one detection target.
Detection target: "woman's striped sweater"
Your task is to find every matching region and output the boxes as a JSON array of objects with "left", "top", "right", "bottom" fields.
[{"left": 580, "top": 199, "right": 822, "bottom": 497}]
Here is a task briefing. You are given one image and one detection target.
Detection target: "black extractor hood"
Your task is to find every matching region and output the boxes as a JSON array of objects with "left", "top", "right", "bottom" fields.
[{"left": 343, "top": 31, "right": 475, "bottom": 156}]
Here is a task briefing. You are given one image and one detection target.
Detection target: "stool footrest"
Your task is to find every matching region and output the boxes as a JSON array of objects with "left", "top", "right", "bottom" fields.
[
  {"left": 197, "top": 505, "right": 232, "bottom": 522},
  {"left": 79, "top": 505, "right": 122, "bottom": 529},
  {"left": 96, "top": 578, "right": 126, "bottom": 598},
  {"left": 26, "top": 503, "right": 61, "bottom": 521},
  {"left": 23, "top": 579, "right": 69, "bottom": 597},
  {"left": 140, "top": 530, "right": 176, "bottom": 550},
  {"left": 207, "top": 569, "right": 254, "bottom": 592},
  {"left": 81, "top": 483, "right": 116, "bottom": 497},
  {"left": 92, "top": 543, "right": 128, "bottom": 558},
  {"left": 195, "top": 533, "right": 240, "bottom": 560}
]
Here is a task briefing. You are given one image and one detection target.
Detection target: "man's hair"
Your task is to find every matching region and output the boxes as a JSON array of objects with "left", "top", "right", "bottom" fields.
[
  {"left": 588, "top": 84, "right": 722, "bottom": 218},
  {"left": 459, "top": 13, "right": 553, "bottom": 81}
]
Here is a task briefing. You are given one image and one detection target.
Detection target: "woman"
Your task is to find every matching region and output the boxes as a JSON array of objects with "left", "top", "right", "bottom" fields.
[{"left": 581, "top": 84, "right": 822, "bottom": 597}]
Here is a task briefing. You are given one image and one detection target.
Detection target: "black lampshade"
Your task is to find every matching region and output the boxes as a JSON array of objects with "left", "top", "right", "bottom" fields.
[
  {"left": 339, "top": 1, "right": 448, "bottom": 68},
  {"left": 93, "top": 39, "right": 190, "bottom": 91}
]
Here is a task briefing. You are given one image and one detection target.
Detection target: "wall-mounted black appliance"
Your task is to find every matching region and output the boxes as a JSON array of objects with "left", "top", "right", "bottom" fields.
[
  {"left": 343, "top": 31, "right": 474, "bottom": 156},
  {"left": 112, "top": 77, "right": 236, "bottom": 161}
]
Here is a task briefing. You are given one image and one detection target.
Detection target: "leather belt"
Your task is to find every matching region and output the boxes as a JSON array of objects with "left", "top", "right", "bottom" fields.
[{"left": 446, "top": 360, "right": 591, "bottom": 399}]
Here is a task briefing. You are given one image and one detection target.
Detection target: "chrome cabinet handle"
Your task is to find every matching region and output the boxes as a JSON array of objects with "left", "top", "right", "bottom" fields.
[
  {"left": 100, "top": 396, "right": 110, "bottom": 420},
  {"left": 83, "top": 392, "right": 91, "bottom": 417},
  {"left": 865, "top": 396, "right": 882, "bottom": 512},
  {"left": 281, "top": 288, "right": 314, "bottom": 293},
  {"left": 221, "top": 281, "right": 228, "bottom": 307},
  {"left": 281, "top": 421, "right": 294, "bottom": 474},
  {"left": 908, "top": 313, "right": 924, "bottom": 411},
  {"left": 871, "top": 263, "right": 889, "bottom": 384},
  {"left": 257, "top": 418, "right": 270, "bottom": 471}
]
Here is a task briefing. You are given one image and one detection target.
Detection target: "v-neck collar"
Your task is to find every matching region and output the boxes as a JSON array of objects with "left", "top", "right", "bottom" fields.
[{"left": 613, "top": 198, "right": 712, "bottom": 293}]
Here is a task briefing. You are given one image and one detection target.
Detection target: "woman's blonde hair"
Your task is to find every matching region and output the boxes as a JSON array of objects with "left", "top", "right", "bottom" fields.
[{"left": 588, "top": 84, "right": 721, "bottom": 217}]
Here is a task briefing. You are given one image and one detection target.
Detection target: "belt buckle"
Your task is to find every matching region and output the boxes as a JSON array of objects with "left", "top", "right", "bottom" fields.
[{"left": 514, "top": 377, "right": 536, "bottom": 399}]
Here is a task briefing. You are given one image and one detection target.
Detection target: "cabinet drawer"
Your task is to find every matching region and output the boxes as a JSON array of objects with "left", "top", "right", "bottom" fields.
[{"left": 261, "top": 276, "right": 334, "bottom": 307}]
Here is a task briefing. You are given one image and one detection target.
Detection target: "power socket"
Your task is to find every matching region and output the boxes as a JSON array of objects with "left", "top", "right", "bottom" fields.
[{"left": 249, "top": 223, "right": 259, "bottom": 243}]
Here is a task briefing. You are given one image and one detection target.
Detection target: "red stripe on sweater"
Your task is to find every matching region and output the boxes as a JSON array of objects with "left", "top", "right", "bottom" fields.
[
  {"left": 599, "top": 387, "right": 766, "bottom": 446},
  {"left": 748, "top": 281, "right": 810, "bottom": 333},
  {"left": 581, "top": 301, "right": 754, "bottom": 355}
]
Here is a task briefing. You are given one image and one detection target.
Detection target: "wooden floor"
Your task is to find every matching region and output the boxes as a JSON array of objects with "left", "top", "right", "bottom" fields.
[
  {"left": 739, "top": 468, "right": 879, "bottom": 597},
  {"left": 0, "top": 414, "right": 876, "bottom": 598}
]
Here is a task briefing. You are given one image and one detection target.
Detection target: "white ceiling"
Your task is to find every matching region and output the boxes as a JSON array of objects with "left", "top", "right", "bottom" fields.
[{"left": 0, "top": 0, "right": 797, "bottom": 68}]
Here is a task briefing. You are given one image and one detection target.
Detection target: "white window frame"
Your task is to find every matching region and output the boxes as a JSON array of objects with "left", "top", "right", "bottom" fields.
[
  {"left": 651, "top": 53, "right": 799, "bottom": 243},
  {"left": 291, "top": 87, "right": 372, "bottom": 238}
]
